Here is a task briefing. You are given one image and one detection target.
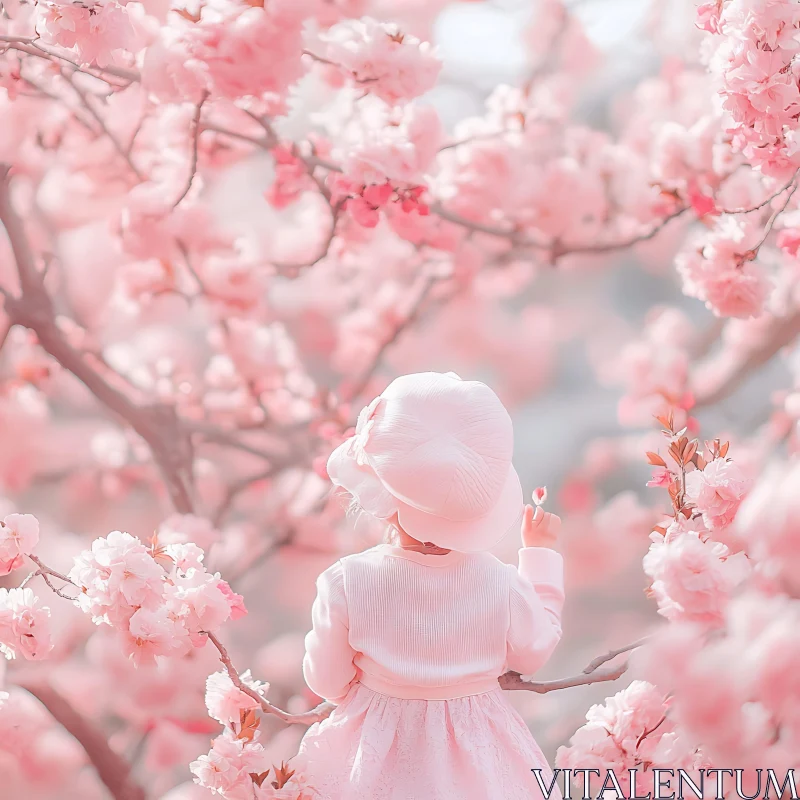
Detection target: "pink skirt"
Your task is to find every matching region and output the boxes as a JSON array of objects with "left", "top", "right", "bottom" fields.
[{"left": 293, "top": 682, "right": 561, "bottom": 800}]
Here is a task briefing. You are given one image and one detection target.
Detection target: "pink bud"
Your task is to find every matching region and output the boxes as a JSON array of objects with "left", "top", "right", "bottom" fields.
[
  {"left": 362, "top": 182, "right": 393, "bottom": 208},
  {"left": 532, "top": 486, "right": 547, "bottom": 507}
]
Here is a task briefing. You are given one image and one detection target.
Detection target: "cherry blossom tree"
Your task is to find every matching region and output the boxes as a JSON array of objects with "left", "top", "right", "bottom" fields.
[{"left": 1, "top": 0, "right": 800, "bottom": 797}]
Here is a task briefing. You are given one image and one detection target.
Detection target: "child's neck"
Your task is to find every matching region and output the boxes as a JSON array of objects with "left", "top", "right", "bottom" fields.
[{"left": 394, "top": 528, "right": 451, "bottom": 555}]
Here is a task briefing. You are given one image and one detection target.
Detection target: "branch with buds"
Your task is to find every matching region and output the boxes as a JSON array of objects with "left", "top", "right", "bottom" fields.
[
  {"left": 646, "top": 409, "right": 730, "bottom": 531},
  {"left": 499, "top": 637, "right": 648, "bottom": 694}
]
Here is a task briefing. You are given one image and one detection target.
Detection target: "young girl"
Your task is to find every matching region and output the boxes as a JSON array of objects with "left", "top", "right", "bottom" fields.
[{"left": 294, "top": 371, "right": 564, "bottom": 800}]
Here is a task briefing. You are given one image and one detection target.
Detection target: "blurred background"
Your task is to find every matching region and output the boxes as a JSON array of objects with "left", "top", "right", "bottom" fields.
[{"left": 1, "top": 0, "right": 787, "bottom": 794}]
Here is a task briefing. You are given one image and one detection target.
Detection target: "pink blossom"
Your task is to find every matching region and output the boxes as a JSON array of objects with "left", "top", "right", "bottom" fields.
[
  {"left": 777, "top": 227, "right": 800, "bottom": 257},
  {"left": 642, "top": 592, "right": 800, "bottom": 765},
  {"left": 190, "top": 730, "right": 269, "bottom": 797},
  {"left": 646, "top": 467, "right": 672, "bottom": 488},
  {"left": 643, "top": 531, "right": 750, "bottom": 625},
  {"left": 157, "top": 0, "right": 314, "bottom": 101},
  {"left": 736, "top": 459, "right": 800, "bottom": 595},
  {"left": 69, "top": 531, "right": 166, "bottom": 625},
  {"left": 676, "top": 218, "right": 772, "bottom": 319},
  {"left": 265, "top": 145, "right": 313, "bottom": 209},
  {"left": 0, "top": 588, "right": 53, "bottom": 661},
  {"left": 141, "top": 31, "right": 210, "bottom": 104},
  {"left": 0, "top": 513, "right": 39, "bottom": 576},
  {"left": 35, "top": 1, "right": 138, "bottom": 68},
  {"left": 684, "top": 459, "right": 751, "bottom": 529},
  {"left": 329, "top": 102, "right": 442, "bottom": 228},
  {"left": 704, "top": 0, "right": 800, "bottom": 175},
  {"left": 556, "top": 681, "right": 694, "bottom": 788},
  {"left": 166, "top": 543, "right": 206, "bottom": 572},
  {"left": 218, "top": 580, "right": 248, "bottom": 621},
  {"left": 165, "top": 568, "right": 232, "bottom": 643},
  {"left": 696, "top": 2, "right": 723, "bottom": 34},
  {"left": 314, "top": 17, "right": 442, "bottom": 105},
  {"left": 205, "top": 669, "right": 268, "bottom": 726},
  {"left": 702, "top": 261, "right": 772, "bottom": 319},
  {"left": 122, "top": 606, "right": 191, "bottom": 665},
  {"left": 196, "top": 253, "right": 269, "bottom": 314}
]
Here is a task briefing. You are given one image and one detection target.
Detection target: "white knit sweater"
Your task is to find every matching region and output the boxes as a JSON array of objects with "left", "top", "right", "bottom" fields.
[{"left": 303, "top": 543, "right": 565, "bottom": 702}]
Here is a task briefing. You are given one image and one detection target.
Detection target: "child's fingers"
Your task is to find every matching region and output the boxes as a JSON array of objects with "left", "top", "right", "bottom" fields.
[
  {"left": 521, "top": 504, "right": 535, "bottom": 533},
  {"left": 542, "top": 513, "right": 562, "bottom": 538}
]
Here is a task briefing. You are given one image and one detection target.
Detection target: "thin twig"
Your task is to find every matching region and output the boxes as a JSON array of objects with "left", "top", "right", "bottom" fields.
[
  {"left": 213, "top": 466, "right": 280, "bottom": 527},
  {"left": 582, "top": 636, "right": 650, "bottom": 673},
  {"left": 428, "top": 202, "right": 547, "bottom": 248},
  {"left": 0, "top": 318, "right": 12, "bottom": 354},
  {"left": 205, "top": 631, "right": 335, "bottom": 726},
  {"left": 746, "top": 180, "right": 799, "bottom": 258},
  {"left": 500, "top": 660, "right": 630, "bottom": 693},
  {"left": 550, "top": 206, "right": 690, "bottom": 260},
  {"left": 500, "top": 636, "right": 648, "bottom": 694},
  {"left": 717, "top": 169, "right": 800, "bottom": 214},
  {"left": 344, "top": 273, "right": 441, "bottom": 403},
  {"left": 272, "top": 202, "right": 343, "bottom": 276},
  {"left": 1, "top": 37, "right": 137, "bottom": 85},
  {"left": 228, "top": 527, "right": 297, "bottom": 589},
  {"left": 28, "top": 554, "right": 77, "bottom": 585},
  {"left": 173, "top": 93, "right": 208, "bottom": 208},
  {"left": 60, "top": 70, "right": 144, "bottom": 180}
]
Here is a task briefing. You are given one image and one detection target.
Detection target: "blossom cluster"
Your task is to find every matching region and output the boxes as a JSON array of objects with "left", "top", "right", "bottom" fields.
[
  {"left": 0, "top": 513, "right": 40, "bottom": 576},
  {"left": 191, "top": 670, "right": 312, "bottom": 799},
  {"left": 676, "top": 216, "right": 772, "bottom": 319},
  {"left": 68, "top": 530, "right": 246, "bottom": 665},
  {"left": 644, "top": 590, "right": 800, "bottom": 767},
  {"left": 556, "top": 681, "right": 707, "bottom": 786},
  {"left": 328, "top": 102, "right": 442, "bottom": 229},
  {"left": 313, "top": 17, "right": 442, "bottom": 106},
  {"left": 700, "top": 0, "right": 800, "bottom": 177},
  {"left": 643, "top": 418, "right": 751, "bottom": 626},
  {"left": 0, "top": 513, "right": 51, "bottom": 660},
  {"left": 145, "top": 0, "right": 314, "bottom": 104},
  {"left": 631, "top": 418, "right": 800, "bottom": 770},
  {"left": 35, "top": 0, "right": 137, "bottom": 69},
  {"left": 0, "top": 587, "right": 52, "bottom": 661}
]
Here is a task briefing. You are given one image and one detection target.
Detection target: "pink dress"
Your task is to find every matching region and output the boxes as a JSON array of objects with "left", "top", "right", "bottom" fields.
[{"left": 294, "top": 543, "right": 565, "bottom": 800}]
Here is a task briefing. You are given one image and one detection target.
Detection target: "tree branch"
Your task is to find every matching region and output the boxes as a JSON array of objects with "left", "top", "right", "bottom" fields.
[
  {"left": 18, "top": 680, "right": 146, "bottom": 800},
  {"left": 343, "top": 272, "right": 441, "bottom": 403},
  {"left": 199, "top": 125, "right": 688, "bottom": 263},
  {"left": 550, "top": 206, "right": 690, "bottom": 261},
  {"left": 1, "top": 36, "right": 138, "bottom": 84},
  {"left": 582, "top": 635, "right": 649, "bottom": 672},
  {"left": 60, "top": 70, "right": 144, "bottom": 180},
  {"left": 203, "top": 630, "right": 648, "bottom": 733},
  {"left": 205, "top": 631, "right": 335, "bottom": 726},
  {"left": 500, "top": 660, "right": 630, "bottom": 693},
  {"left": 694, "top": 310, "right": 800, "bottom": 407},
  {"left": 0, "top": 167, "right": 195, "bottom": 513},
  {"left": 173, "top": 93, "right": 208, "bottom": 208},
  {"left": 499, "top": 636, "right": 647, "bottom": 694}
]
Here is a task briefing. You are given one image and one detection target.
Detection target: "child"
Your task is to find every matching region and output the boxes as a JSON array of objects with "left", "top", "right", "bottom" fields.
[{"left": 294, "top": 371, "right": 564, "bottom": 800}]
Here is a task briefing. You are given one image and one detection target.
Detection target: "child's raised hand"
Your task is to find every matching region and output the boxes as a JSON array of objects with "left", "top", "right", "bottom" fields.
[{"left": 520, "top": 504, "right": 561, "bottom": 549}]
